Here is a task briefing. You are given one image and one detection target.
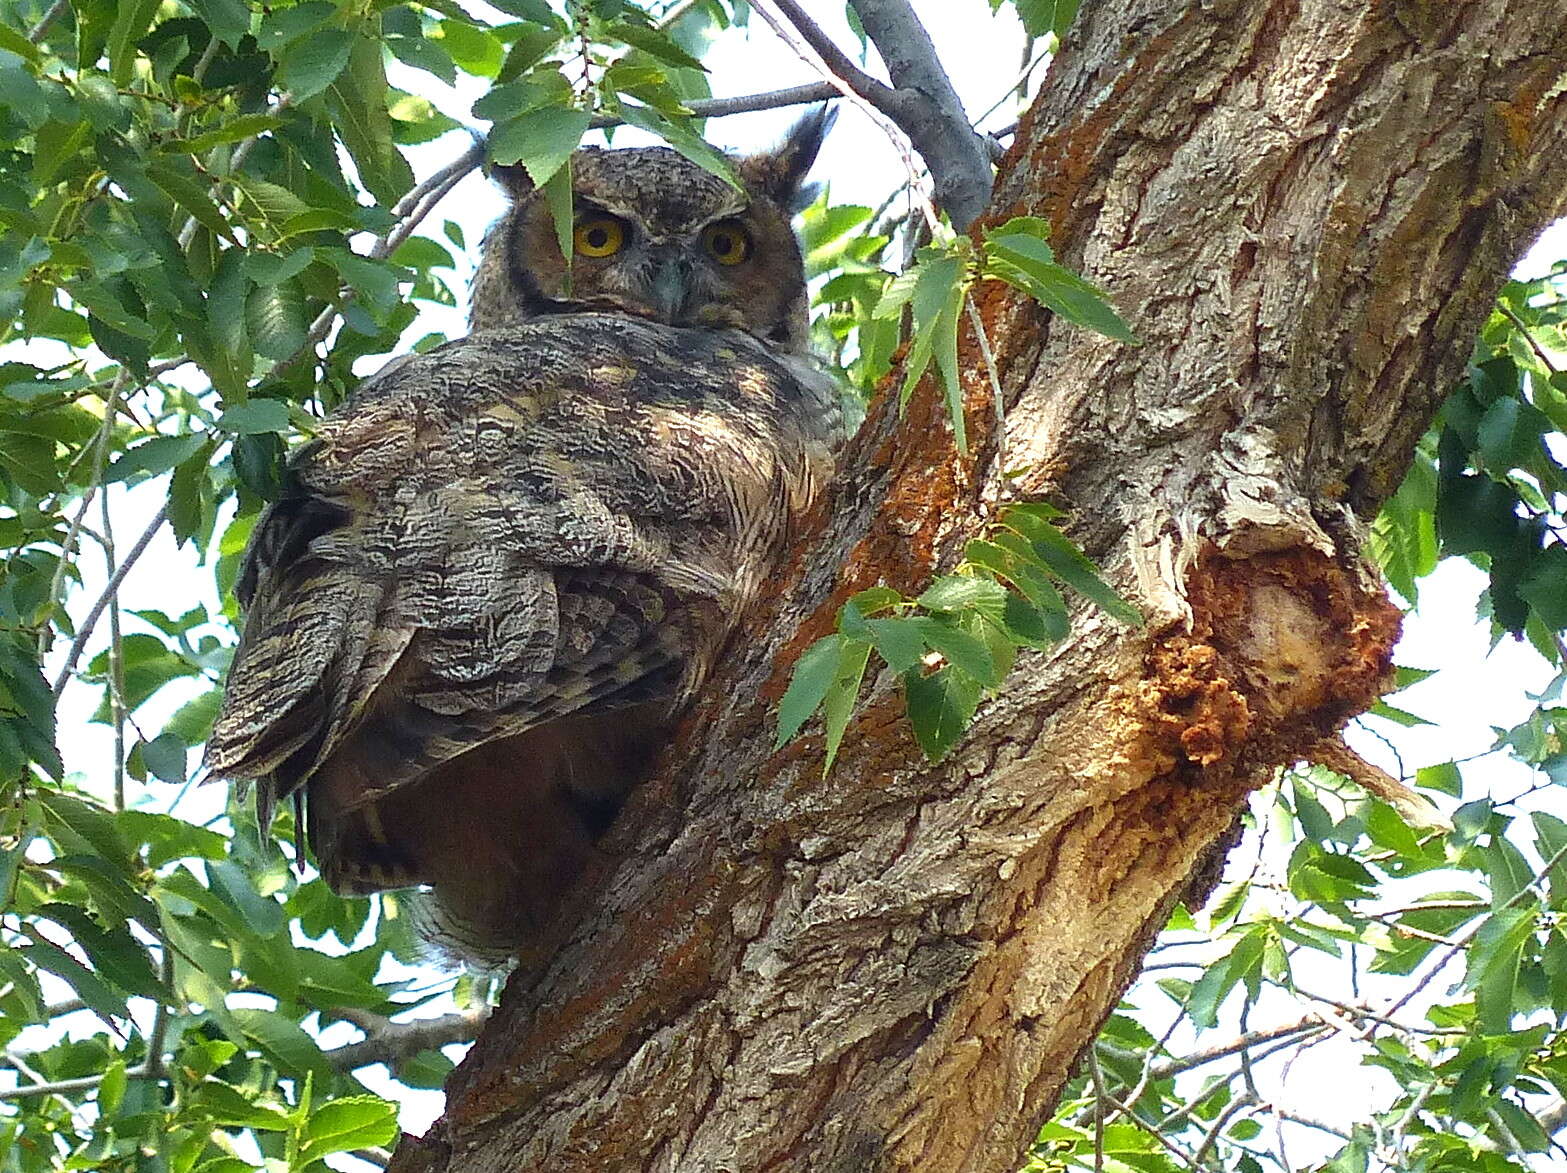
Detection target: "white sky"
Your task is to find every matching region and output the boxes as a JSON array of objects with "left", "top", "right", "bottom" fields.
[{"left": 23, "top": 0, "right": 1567, "bottom": 1163}]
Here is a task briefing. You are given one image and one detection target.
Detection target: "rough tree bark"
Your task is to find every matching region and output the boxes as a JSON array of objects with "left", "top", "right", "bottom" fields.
[{"left": 388, "top": 2, "right": 1567, "bottom": 1170}]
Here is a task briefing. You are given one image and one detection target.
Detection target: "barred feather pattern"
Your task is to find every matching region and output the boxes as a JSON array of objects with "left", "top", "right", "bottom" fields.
[{"left": 207, "top": 315, "right": 840, "bottom": 957}]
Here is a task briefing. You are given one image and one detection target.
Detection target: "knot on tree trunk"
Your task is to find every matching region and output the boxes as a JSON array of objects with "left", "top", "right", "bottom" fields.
[{"left": 1139, "top": 548, "right": 1402, "bottom": 781}]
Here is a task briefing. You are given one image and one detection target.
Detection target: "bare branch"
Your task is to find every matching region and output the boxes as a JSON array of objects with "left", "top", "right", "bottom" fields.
[
  {"left": 844, "top": 0, "right": 995, "bottom": 228},
  {"left": 327, "top": 1008, "right": 487, "bottom": 1072},
  {"left": 1146, "top": 1017, "right": 1326, "bottom": 1082},
  {"left": 26, "top": 0, "right": 68, "bottom": 42},
  {"left": 52, "top": 505, "right": 170, "bottom": 696}
]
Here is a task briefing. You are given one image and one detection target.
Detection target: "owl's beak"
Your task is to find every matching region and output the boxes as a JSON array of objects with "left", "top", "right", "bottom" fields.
[{"left": 647, "top": 255, "right": 691, "bottom": 325}]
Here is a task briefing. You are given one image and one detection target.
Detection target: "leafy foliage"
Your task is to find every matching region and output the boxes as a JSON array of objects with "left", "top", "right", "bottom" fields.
[
  {"left": 776, "top": 502, "right": 1139, "bottom": 769},
  {"left": 0, "top": 0, "right": 1563, "bottom": 1171}
]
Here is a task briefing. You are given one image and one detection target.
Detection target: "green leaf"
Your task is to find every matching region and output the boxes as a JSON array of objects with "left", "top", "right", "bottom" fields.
[
  {"left": 0, "top": 634, "right": 58, "bottom": 778},
  {"left": 1188, "top": 926, "right": 1266, "bottom": 1029},
  {"left": 297, "top": 1096, "right": 400, "bottom": 1162},
  {"left": 440, "top": 19, "right": 505, "bottom": 78},
  {"left": 327, "top": 31, "right": 416, "bottom": 206},
  {"left": 1415, "top": 760, "right": 1462, "bottom": 797},
  {"left": 17, "top": 938, "right": 126, "bottom": 1024},
  {"left": 541, "top": 161, "right": 574, "bottom": 291},
  {"left": 246, "top": 280, "right": 308, "bottom": 361},
  {"left": 140, "top": 732, "right": 188, "bottom": 783},
  {"left": 614, "top": 102, "right": 739, "bottom": 189},
  {"left": 895, "top": 248, "right": 970, "bottom": 451},
  {"left": 494, "top": 28, "right": 568, "bottom": 85},
  {"left": 609, "top": 21, "right": 709, "bottom": 71},
  {"left": 489, "top": 0, "right": 558, "bottom": 19},
  {"left": 903, "top": 664, "right": 982, "bottom": 762},
  {"left": 775, "top": 635, "right": 844, "bottom": 747},
  {"left": 108, "top": 0, "right": 160, "bottom": 84},
  {"left": 820, "top": 638, "right": 871, "bottom": 774},
  {"left": 231, "top": 1007, "right": 337, "bottom": 1082},
  {"left": 1532, "top": 812, "right": 1567, "bottom": 910},
  {"left": 104, "top": 433, "right": 207, "bottom": 483},
  {"left": 842, "top": 611, "right": 924, "bottom": 674},
  {"left": 910, "top": 616, "right": 1001, "bottom": 686},
  {"left": 163, "top": 113, "right": 281, "bottom": 155},
  {"left": 489, "top": 105, "right": 591, "bottom": 186},
  {"left": 1465, "top": 906, "right": 1536, "bottom": 1034},
  {"left": 999, "top": 509, "right": 1141, "bottom": 625},
  {"left": 917, "top": 575, "right": 1009, "bottom": 621},
  {"left": 209, "top": 859, "right": 286, "bottom": 936},
  {"left": 276, "top": 27, "right": 353, "bottom": 101},
  {"left": 188, "top": 0, "right": 252, "bottom": 47},
  {"left": 1519, "top": 543, "right": 1567, "bottom": 629},
  {"left": 985, "top": 227, "right": 1137, "bottom": 343},
  {"left": 1476, "top": 395, "right": 1549, "bottom": 472}
]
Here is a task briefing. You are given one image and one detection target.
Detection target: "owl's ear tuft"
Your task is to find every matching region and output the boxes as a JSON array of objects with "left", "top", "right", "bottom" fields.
[{"left": 739, "top": 105, "right": 837, "bottom": 213}]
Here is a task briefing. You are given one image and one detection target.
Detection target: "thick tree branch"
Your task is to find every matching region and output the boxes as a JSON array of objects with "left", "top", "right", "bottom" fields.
[
  {"left": 763, "top": 0, "right": 993, "bottom": 227},
  {"left": 370, "top": 2, "right": 1567, "bottom": 1168},
  {"left": 844, "top": 0, "right": 995, "bottom": 228}
]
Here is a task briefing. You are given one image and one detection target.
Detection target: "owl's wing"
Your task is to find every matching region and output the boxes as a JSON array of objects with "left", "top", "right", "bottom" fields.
[{"left": 205, "top": 324, "right": 753, "bottom": 821}]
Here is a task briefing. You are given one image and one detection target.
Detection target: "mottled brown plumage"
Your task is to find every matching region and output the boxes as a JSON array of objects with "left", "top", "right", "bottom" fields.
[{"left": 207, "top": 113, "right": 840, "bottom": 962}]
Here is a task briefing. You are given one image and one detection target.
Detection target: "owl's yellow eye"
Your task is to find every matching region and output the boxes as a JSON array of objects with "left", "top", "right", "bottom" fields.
[
  {"left": 702, "top": 221, "right": 751, "bottom": 266},
  {"left": 574, "top": 216, "right": 625, "bottom": 258}
]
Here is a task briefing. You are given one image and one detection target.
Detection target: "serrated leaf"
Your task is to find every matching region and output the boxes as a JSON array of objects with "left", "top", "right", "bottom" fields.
[
  {"left": 494, "top": 27, "right": 568, "bottom": 85},
  {"left": 440, "top": 19, "right": 505, "bottom": 78},
  {"left": 246, "top": 280, "right": 307, "bottom": 360},
  {"left": 140, "top": 731, "right": 188, "bottom": 783},
  {"left": 909, "top": 616, "right": 1001, "bottom": 686},
  {"left": 985, "top": 231, "right": 1137, "bottom": 343},
  {"left": 841, "top": 607, "right": 924, "bottom": 674},
  {"left": 615, "top": 102, "right": 739, "bottom": 188},
  {"left": 917, "top": 574, "right": 1009, "bottom": 619},
  {"left": 820, "top": 638, "right": 871, "bottom": 773},
  {"left": 108, "top": 0, "right": 160, "bottom": 84},
  {"left": 610, "top": 21, "right": 708, "bottom": 71},
  {"left": 231, "top": 1007, "right": 337, "bottom": 1081},
  {"left": 1415, "top": 760, "right": 1462, "bottom": 796},
  {"left": 277, "top": 27, "right": 353, "bottom": 101},
  {"left": 1000, "top": 509, "right": 1141, "bottom": 625},
  {"left": 164, "top": 113, "right": 281, "bottom": 154},
  {"left": 903, "top": 664, "right": 982, "bottom": 762},
  {"left": 104, "top": 433, "right": 207, "bottom": 484},
  {"left": 147, "top": 161, "right": 235, "bottom": 242},
  {"left": 541, "top": 161, "right": 574, "bottom": 291},
  {"left": 489, "top": 105, "right": 590, "bottom": 186},
  {"left": 327, "top": 31, "right": 416, "bottom": 206},
  {"left": 775, "top": 635, "right": 843, "bottom": 747},
  {"left": 215, "top": 399, "right": 290, "bottom": 434},
  {"left": 298, "top": 1096, "right": 400, "bottom": 1161}
]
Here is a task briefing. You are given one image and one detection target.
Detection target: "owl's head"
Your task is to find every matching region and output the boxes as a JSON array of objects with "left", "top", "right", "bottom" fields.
[{"left": 470, "top": 108, "right": 834, "bottom": 353}]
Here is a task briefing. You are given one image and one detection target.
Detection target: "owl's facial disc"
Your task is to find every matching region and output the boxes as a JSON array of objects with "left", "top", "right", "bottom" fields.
[{"left": 475, "top": 115, "right": 833, "bottom": 351}]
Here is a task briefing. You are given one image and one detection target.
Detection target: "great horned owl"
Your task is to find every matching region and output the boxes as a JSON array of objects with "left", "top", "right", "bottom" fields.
[{"left": 206, "top": 110, "right": 841, "bottom": 962}]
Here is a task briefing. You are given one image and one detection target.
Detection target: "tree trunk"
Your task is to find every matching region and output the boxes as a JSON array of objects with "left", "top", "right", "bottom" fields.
[{"left": 388, "top": 2, "right": 1567, "bottom": 1169}]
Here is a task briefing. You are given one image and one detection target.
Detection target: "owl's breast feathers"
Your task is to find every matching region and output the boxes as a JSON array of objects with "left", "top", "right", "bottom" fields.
[{"left": 206, "top": 315, "right": 839, "bottom": 953}]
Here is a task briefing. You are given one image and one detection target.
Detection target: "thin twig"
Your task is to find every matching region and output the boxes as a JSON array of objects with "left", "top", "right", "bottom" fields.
[
  {"left": 26, "top": 0, "right": 69, "bottom": 42},
  {"left": 327, "top": 1007, "right": 488, "bottom": 1071},
  {"left": 594, "top": 81, "right": 843, "bottom": 127},
  {"left": 100, "top": 489, "right": 126, "bottom": 810},
  {"left": 761, "top": 0, "right": 899, "bottom": 106},
  {"left": 52, "top": 505, "right": 169, "bottom": 696},
  {"left": 1087, "top": 1048, "right": 1107, "bottom": 1173},
  {"left": 1497, "top": 300, "right": 1563, "bottom": 374}
]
